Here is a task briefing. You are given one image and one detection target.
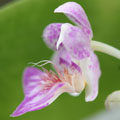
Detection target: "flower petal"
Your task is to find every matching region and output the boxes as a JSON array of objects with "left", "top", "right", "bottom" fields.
[
  {"left": 52, "top": 47, "right": 72, "bottom": 69},
  {"left": 54, "top": 2, "right": 93, "bottom": 38},
  {"left": 43, "top": 23, "right": 62, "bottom": 50},
  {"left": 52, "top": 47, "right": 81, "bottom": 72},
  {"left": 11, "top": 67, "right": 65, "bottom": 117},
  {"left": 52, "top": 52, "right": 85, "bottom": 94},
  {"left": 78, "top": 51, "right": 101, "bottom": 101},
  {"left": 57, "top": 23, "right": 90, "bottom": 60},
  {"left": 69, "top": 93, "right": 80, "bottom": 97}
]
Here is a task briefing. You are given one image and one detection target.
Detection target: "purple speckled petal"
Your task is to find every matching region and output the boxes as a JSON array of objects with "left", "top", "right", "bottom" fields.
[
  {"left": 43, "top": 23, "right": 62, "bottom": 50},
  {"left": 11, "top": 67, "right": 65, "bottom": 117},
  {"left": 54, "top": 2, "right": 93, "bottom": 38},
  {"left": 52, "top": 47, "right": 72, "bottom": 71},
  {"left": 23, "top": 67, "right": 45, "bottom": 96},
  {"left": 57, "top": 23, "right": 90, "bottom": 60},
  {"left": 79, "top": 51, "right": 101, "bottom": 101},
  {"left": 52, "top": 47, "right": 81, "bottom": 73}
]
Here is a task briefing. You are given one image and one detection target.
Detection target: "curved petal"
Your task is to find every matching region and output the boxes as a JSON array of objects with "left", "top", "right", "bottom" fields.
[
  {"left": 54, "top": 2, "right": 93, "bottom": 38},
  {"left": 43, "top": 23, "right": 62, "bottom": 50},
  {"left": 11, "top": 67, "right": 65, "bottom": 117},
  {"left": 57, "top": 23, "right": 90, "bottom": 60},
  {"left": 78, "top": 51, "right": 101, "bottom": 101}
]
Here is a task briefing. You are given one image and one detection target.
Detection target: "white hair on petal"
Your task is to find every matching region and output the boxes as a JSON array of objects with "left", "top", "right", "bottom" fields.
[{"left": 28, "top": 60, "right": 54, "bottom": 67}]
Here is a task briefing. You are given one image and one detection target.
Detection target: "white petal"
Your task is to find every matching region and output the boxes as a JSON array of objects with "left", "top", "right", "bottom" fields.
[{"left": 75, "top": 51, "right": 101, "bottom": 101}]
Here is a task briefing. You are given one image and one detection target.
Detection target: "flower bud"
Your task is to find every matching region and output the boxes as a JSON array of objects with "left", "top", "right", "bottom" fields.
[{"left": 105, "top": 90, "right": 120, "bottom": 110}]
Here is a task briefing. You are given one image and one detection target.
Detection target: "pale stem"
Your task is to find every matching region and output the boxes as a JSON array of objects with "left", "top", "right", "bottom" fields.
[{"left": 91, "top": 40, "right": 120, "bottom": 59}]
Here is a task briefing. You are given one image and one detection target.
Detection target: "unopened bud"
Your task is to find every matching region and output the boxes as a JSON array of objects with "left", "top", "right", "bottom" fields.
[{"left": 105, "top": 90, "right": 120, "bottom": 110}]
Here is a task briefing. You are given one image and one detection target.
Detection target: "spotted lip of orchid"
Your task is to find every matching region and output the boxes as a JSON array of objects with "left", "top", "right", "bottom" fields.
[{"left": 11, "top": 1, "right": 120, "bottom": 117}]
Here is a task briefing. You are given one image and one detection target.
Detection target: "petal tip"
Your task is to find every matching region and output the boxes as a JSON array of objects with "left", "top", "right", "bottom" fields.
[
  {"left": 10, "top": 114, "right": 15, "bottom": 117},
  {"left": 85, "top": 97, "right": 95, "bottom": 102},
  {"left": 54, "top": 2, "right": 79, "bottom": 13},
  {"left": 85, "top": 92, "right": 98, "bottom": 102},
  {"left": 10, "top": 111, "right": 22, "bottom": 117},
  {"left": 69, "top": 92, "right": 80, "bottom": 97}
]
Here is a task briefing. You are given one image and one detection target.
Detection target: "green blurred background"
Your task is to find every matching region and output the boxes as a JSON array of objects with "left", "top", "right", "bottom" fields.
[{"left": 0, "top": 0, "right": 120, "bottom": 120}]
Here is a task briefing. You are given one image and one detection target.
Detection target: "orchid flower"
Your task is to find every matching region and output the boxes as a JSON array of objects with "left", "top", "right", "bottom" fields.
[
  {"left": 43, "top": 2, "right": 120, "bottom": 100},
  {"left": 11, "top": 2, "right": 120, "bottom": 117}
]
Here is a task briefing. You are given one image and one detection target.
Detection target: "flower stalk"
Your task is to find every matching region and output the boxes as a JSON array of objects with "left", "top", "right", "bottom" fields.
[{"left": 91, "top": 41, "right": 120, "bottom": 59}]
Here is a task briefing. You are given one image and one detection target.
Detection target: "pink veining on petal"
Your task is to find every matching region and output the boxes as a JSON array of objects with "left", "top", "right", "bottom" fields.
[
  {"left": 59, "top": 58, "right": 81, "bottom": 73},
  {"left": 43, "top": 23, "right": 62, "bottom": 50},
  {"left": 54, "top": 2, "right": 93, "bottom": 38},
  {"left": 11, "top": 67, "right": 65, "bottom": 117}
]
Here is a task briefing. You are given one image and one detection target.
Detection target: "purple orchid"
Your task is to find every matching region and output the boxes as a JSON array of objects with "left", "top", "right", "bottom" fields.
[
  {"left": 43, "top": 2, "right": 120, "bottom": 100},
  {"left": 11, "top": 2, "right": 120, "bottom": 117}
]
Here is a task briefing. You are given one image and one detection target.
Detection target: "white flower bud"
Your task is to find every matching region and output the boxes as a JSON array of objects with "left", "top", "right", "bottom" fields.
[{"left": 105, "top": 90, "right": 120, "bottom": 110}]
